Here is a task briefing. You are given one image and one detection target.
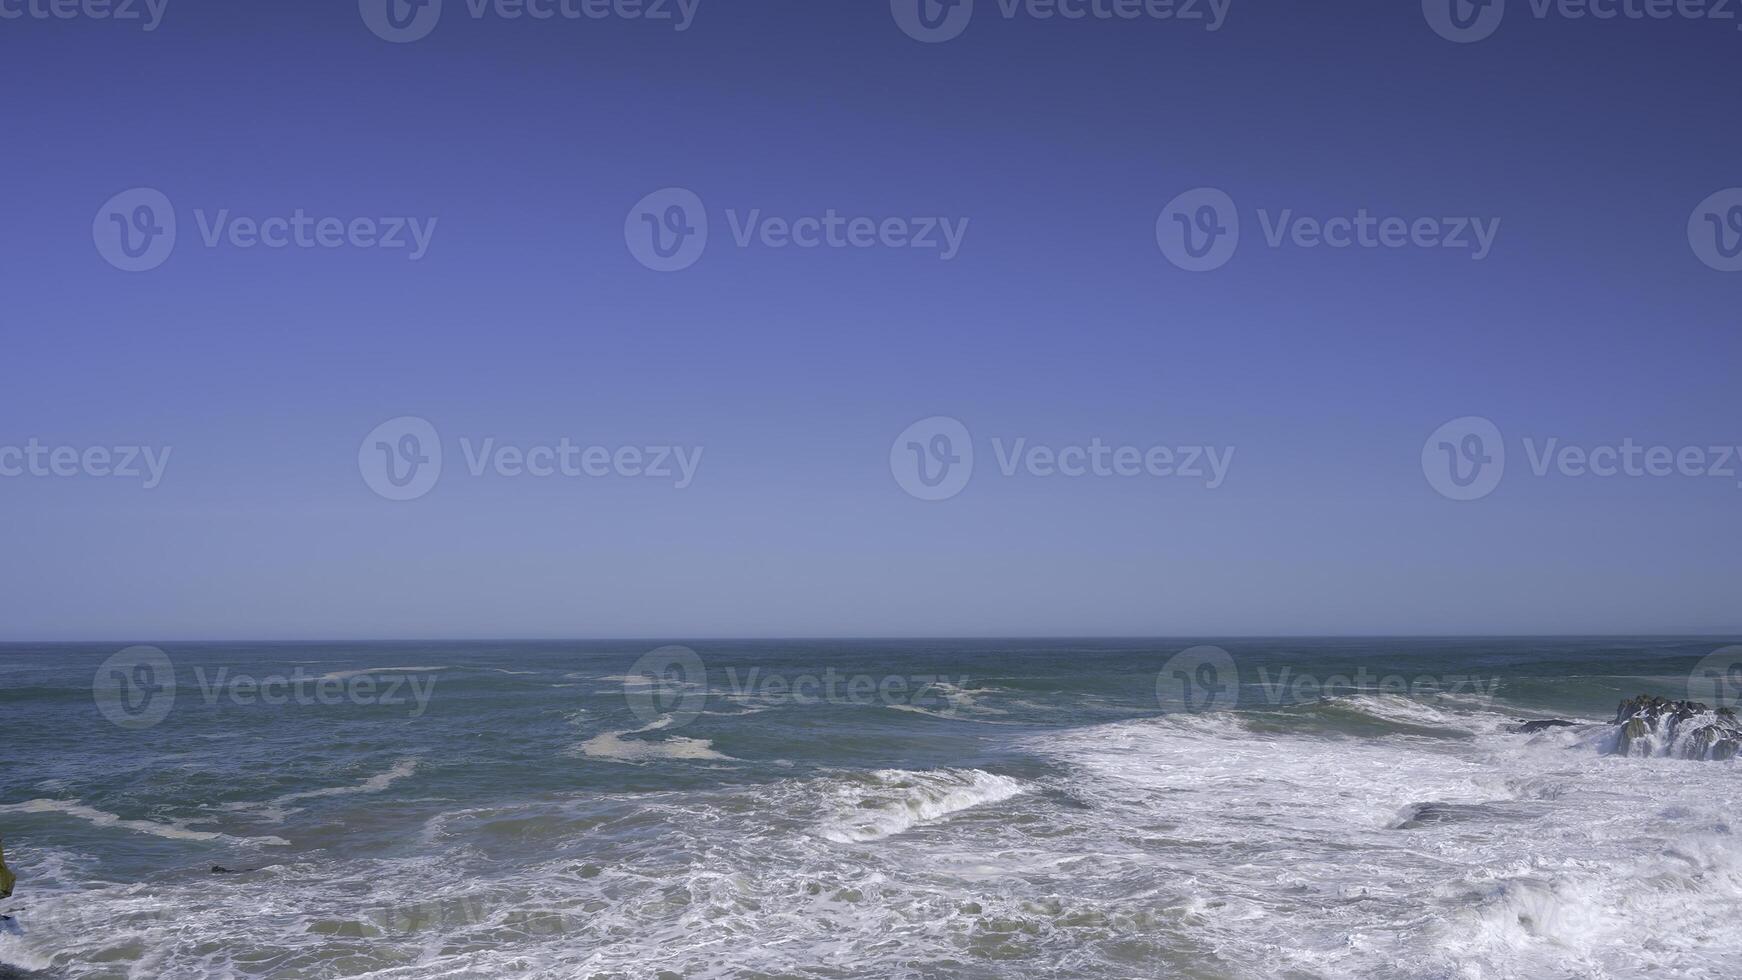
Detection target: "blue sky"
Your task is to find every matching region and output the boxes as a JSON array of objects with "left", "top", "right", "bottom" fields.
[{"left": 1, "top": 0, "right": 1738, "bottom": 639}]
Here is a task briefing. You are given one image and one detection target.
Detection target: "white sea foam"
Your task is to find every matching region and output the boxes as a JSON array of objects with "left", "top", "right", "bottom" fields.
[
  {"left": 590, "top": 673, "right": 679, "bottom": 687},
  {"left": 271, "top": 757, "right": 421, "bottom": 804},
  {"left": 0, "top": 925, "right": 51, "bottom": 975},
  {"left": 0, "top": 800, "right": 289, "bottom": 846},
  {"left": 931, "top": 681, "right": 1009, "bottom": 716},
  {"left": 575, "top": 731, "right": 731, "bottom": 763},
  {"left": 818, "top": 769, "right": 1028, "bottom": 842},
  {"left": 573, "top": 715, "right": 733, "bottom": 764},
  {"left": 220, "top": 758, "right": 423, "bottom": 824},
  {"left": 316, "top": 666, "right": 450, "bottom": 682},
  {"left": 1026, "top": 703, "right": 1742, "bottom": 977},
  {"left": 1331, "top": 691, "right": 1488, "bottom": 730}
]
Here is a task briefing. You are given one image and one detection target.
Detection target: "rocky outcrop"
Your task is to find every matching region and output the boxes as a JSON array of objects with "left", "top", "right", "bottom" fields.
[
  {"left": 0, "top": 837, "right": 13, "bottom": 900},
  {"left": 1510, "top": 719, "right": 1577, "bottom": 734},
  {"left": 1612, "top": 695, "right": 1741, "bottom": 761}
]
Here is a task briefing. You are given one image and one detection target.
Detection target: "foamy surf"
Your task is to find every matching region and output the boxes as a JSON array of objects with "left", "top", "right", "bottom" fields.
[
  {"left": 819, "top": 769, "right": 1028, "bottom": 842},
  {"left": 1028, "top": 700, "right": 1742, "bottom": 977},
  {"left": 7, "top": 639, "right": 1739, "bottom": 978}
]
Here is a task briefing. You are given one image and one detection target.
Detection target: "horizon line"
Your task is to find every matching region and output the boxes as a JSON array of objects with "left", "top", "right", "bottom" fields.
[{"left": 2, "top": 632, "right": 1739, "bottom": 645}]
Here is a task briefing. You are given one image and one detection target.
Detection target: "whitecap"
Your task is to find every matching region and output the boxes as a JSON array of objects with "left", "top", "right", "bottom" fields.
[
  {"left": 316, "top": 666, "right": 450, "bottom": 682},
  {"left": 818, "top": 769, "right": 1027, "bottom": 843}
]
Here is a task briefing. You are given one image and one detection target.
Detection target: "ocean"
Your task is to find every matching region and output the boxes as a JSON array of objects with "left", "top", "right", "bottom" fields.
[{"left": 2, "top": 638, "right": 1738, "bottom": 978}]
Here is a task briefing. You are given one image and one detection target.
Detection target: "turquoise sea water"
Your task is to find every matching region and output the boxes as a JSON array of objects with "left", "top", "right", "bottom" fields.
[{"left": 1, "top": 638, "right": 1738, "bottom": 978}]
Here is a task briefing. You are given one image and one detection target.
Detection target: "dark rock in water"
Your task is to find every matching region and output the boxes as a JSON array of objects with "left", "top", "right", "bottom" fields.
[
  {"left": 1611, "top": 695, "right": 1742, "bottom": 761},
  {"left": 211, "top": 865, "right": 260, "bottom": 875},
  {"left": 1510, "top": 720, "right": 1577, "bottom": 734},
  {"left": 0, "top": 836, "right": 14, "bottom": 900}
]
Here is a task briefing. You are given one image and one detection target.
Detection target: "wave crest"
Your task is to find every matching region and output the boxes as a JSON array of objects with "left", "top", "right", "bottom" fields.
[{"left": 819, "top": 769, "right": 1027, "bottom": 843}]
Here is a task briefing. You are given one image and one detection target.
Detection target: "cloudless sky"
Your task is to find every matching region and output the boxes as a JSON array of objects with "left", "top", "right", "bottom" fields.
[{"left": 1, "top": 0, "right": 1738, "bottom": 639}]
